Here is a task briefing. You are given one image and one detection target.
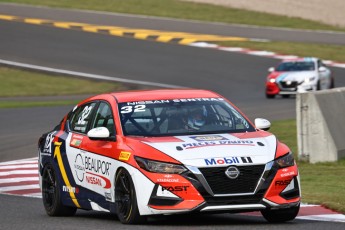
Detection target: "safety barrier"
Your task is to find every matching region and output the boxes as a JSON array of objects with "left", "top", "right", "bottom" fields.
[{"left": 297, "top": 88, "right": 345, "bottom": 163}]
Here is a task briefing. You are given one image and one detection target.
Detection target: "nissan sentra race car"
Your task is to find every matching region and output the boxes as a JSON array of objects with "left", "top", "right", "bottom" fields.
[
  {"left": 38, "top": 89, "right": 300, "bottom": 224},
  {"left": 265, "top": 57, "right": 334, "bottom": 98}
]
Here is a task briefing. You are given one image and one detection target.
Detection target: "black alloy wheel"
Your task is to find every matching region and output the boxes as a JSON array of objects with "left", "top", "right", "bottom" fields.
[
  {"left": 115, "top": 168, "right": 146, "bottom": 224},
  {"left": 42, "top": 163, "right": 77, "bottom": 216}
]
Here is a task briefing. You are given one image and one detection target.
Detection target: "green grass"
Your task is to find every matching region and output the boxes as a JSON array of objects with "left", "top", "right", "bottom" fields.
[
  {"left": 0, "top": 100, "right": 78, "bottom": 108},
  {"left": 298, "top": 159, "right": 345, "bottom": 213},
  {"left": 0, "top": 67, "right": 123, "bottom": 97},
  {"left": 271, "top": 119, "right": 298, "bottom": 156},
  {"left": 271, "top": 119, "right": 345, "bottom": 214},
  {"left": 1, "top": 0, "right": 344, "bottom": 31},
  {"left": 217, "top": 41, "right": 345, "bottom": 63}
]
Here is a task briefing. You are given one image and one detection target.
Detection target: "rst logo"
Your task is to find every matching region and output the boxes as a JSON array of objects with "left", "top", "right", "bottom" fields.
[
  {"left": 204, "top": 157, "right": 252, "bottom": 165},
  {"left": 162, "top": 186, "right": 189, "bottom": 192}
]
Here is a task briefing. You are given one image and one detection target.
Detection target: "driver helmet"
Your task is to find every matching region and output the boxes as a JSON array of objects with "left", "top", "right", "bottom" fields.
[{"left": 187, "top": 106, "right": 207, "bottom": 130}]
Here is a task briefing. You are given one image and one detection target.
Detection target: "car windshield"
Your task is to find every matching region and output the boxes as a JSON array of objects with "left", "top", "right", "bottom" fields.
[
  {"left": 118, "top": 98, "right": 255, "bottom": 137},
  {"left": 276, "top": 61, "right": 315, "bottom": 71}
]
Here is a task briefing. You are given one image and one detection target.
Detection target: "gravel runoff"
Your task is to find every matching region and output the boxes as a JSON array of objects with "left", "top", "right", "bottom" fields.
[{"left": 180, "top": 0, "right": 345, "bottom": 28}]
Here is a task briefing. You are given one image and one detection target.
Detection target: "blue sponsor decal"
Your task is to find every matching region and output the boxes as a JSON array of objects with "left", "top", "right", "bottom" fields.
[
  {"left": 276, "top": 73, "right": 289, "bottom": 83},
  {"left": 181, "top": 140, "right": 255, "bottom": 149}
]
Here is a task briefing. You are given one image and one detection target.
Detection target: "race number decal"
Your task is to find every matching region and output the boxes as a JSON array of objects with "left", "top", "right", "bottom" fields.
[
  {"left": 43, "top": 131, "right": 56, "bottom": 153},
  {"left": 77, "top": 105, "right": 93, "bottom": 125},
  {"left": 120, "top": 105, "right": 146, "bottom": 113}
]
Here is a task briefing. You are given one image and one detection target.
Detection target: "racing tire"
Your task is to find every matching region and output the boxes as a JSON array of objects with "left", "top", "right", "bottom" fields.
[
  {"left": 265, "top": 94, "right": 275, "bottom": 99},
  {"left": 115, "top": 168, "right": 147, "bottom": 224},
  {"left": 261, "top": 204, "right": 300, "bottom": 223},
  {"left": 317, "top": 80, "right": 321, "bottom": 90},
  {"left": 282, "top": 95, "right": 290, "bottom": 98},
  {"left": 330, "top": 77, "right": 335, "bottom": 89},
  {"left": 41, "top": 164, "right": 77, "bottom": 216}
]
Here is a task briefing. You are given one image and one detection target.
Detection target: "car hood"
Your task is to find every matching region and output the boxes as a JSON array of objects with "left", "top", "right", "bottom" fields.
[
  {"left": 136, "top": 133, "right": 277, "bottom": 167},
  {"left": 274, "top": 71, "right": 316, "bottom": 83}
]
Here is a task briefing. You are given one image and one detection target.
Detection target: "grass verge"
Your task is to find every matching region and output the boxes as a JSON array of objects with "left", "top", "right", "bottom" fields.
[
  {"left": 1, "top": 0, "right": 344, "bottom": 31},
  {"left": 0, "top": 100, "right": 79, "bottom": 108},
  {"left": 271, "top": 119, "right": 345, "bottom": 214},
  {"left": 217, "top": 41, "right": 345, "bottom": 63},
  {"left": 0, "top": 67, "right": 123, "bottom": 97}
]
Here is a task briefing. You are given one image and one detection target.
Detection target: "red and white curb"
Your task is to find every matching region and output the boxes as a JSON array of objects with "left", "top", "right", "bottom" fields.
[
  {"left": 1, "top": 158, "right": 345, "bottom": 222},
  {"left": 189, "top": 42, "right": 345, "bottom": 69},
  {"left": 0, "top": 157, "right": 41, "bottom": 198}
]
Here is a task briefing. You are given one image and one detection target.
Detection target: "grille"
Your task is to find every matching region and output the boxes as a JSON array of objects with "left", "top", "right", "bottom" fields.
[
  {"left": 198, "top": 165, "right": 265, "bottom": 194},
  {"left": 280, "top": 81, "right": 298, "bottom": 88}
]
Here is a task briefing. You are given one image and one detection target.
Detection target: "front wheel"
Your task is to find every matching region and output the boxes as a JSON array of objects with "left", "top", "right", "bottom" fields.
[
  {"left": 266, "top": 94, "right": 275, "bottom": 99},
  {"left": 115, "top": 168, "right": 146, "bottom": 224},
  {"left": 261, "top": 204, "right": 300, "bottom": 223},
  {"left": 41, "top": 164, "right": 77, "bottom": 216},
  {"left": 317, "top": 80, "right": 321, "bottom": 90},
  {"left": 330, "top": 77, "right": 335, "bottom": 88}
]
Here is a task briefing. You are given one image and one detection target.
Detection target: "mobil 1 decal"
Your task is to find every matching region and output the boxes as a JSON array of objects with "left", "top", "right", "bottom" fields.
[{"left": 204, "top": 156, "right": 253, "bottom": 166}]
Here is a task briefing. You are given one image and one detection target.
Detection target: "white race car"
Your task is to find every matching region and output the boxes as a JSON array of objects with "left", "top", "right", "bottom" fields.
[{"left": 266, "top": 57, "right": 334, "bottom": 98}]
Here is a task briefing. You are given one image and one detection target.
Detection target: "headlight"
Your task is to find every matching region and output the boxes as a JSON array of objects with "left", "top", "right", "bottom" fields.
[
  {"left": 304, "top": 76, "right": 316, "bottom": 83},
  {"left": 269, "top": 78, "right": 276, "bottom": 83},
  {"left": 274, "top": 152, "right": 295, "bottom": 168},
  {"left": 135, "top": 156, "right": 187, "bottom": 174}
]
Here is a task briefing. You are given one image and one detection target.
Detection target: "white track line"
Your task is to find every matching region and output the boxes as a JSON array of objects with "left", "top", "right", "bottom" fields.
[{"left": 0, "top": 59, "right": 183, "bottom": 88}]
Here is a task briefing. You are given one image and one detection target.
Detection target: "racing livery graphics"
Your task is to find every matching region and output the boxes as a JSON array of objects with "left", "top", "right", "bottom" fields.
[
  {"left": 38, "top": 89, "right": 300, "bottom": 224},
  {"left": 265, "top": 57, "right": 334, "bottom": 98}
]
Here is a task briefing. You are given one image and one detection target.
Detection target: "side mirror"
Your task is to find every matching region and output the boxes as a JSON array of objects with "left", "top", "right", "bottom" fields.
[
  {"left": 87, "top": 127, "right": 115, "bottom": 141},
  {"left": 268, "top": 67, "right": 275, "bottom": 72},
  {"left": 255, "top": 118, "right": 271, "bottom": 131},
  {"left": 318, "top": 66, "right": 326, "bottom": 72}
]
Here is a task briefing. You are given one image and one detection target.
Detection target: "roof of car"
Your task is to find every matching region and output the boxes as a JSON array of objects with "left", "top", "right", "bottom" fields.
[
  {"left": 111, "top": 89, "right": 222, "bottom": 103},
  {"left": 282, "top": 57, "right": 318, "bottom": 63}
]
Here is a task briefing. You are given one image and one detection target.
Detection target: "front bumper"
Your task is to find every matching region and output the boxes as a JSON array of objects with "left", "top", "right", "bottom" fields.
[
  {"left": 266, "top": 80, "right": 316, "bottom": 96},
  {"left": 140, "top": 162, "right": 301, "bottom": 215}
]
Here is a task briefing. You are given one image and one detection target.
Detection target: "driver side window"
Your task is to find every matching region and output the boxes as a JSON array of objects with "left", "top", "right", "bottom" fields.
[
  {"left": 91, "top": 102, "right": 116, "bottom": 136},
  {"left": 70, "top": 102, "right": 97, "bottom": 134}
]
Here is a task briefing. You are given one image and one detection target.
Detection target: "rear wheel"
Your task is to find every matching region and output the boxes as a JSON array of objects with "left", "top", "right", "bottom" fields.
[
  {"left": 282, "top": 94, "right": 290, "bottom": 98},
  {"left": 261, "top": 204, "right": 300, "bottom": 223},
  {"left": 41, "top": 164, "right": 77, "bottom": 216},
  {"left": 115, "top": 168, "right": 146, "bottom": 224}
]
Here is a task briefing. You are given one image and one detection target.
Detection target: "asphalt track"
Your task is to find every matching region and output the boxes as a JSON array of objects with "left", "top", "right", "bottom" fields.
[
  {"left": 1, "top": 5, "right": 345, "bottom": 163},
  {"left": 0, "top": 4, "right": 345, "bottom": 229}
]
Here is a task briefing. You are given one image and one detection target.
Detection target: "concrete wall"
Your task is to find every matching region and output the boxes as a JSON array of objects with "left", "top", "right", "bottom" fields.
[
  {"left": 297, "top": 88, "right": 345, "bottom": 163},
  {"left": 182, "top": 0, "right": 345, "bottom": 28}
]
